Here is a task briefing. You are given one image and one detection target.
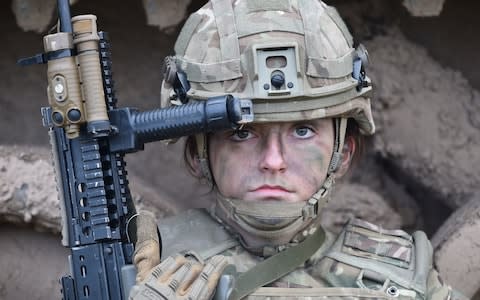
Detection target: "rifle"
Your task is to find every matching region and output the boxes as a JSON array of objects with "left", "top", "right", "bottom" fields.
[{"left": 18, "top": 1, "right": 253, "bottom": 299}]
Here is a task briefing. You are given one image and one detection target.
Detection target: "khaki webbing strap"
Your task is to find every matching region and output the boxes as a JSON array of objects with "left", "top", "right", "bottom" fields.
[
  {"left": 343, "top": 231, "right": 412, "bottom": 265},
  {"left": 307, "top": 50, "right": 354, "bottom": 79},
  {"left": 351, "top": 218, "right": 413, "bottom": 241},
  {"left": 223, "top": 197, "right": 306, "bottom": 218},
  {"left": 236, "top": 14, "right": 304, "bottom": 38},
  {"left": 176, "top": 57, "right": 242, "bottom": 83},
  {"left": 337, "top": 117, "right": 348, "bottom": 158},
  {"left": 327, "top": 117, "right": 347, "bottom": 174},
  {"left": 245, "top": 0, "right": 292, "bottom": 13},
  {"left": 316, "top": 117, "right": 347, "bottom": 199},
  {"left": 235, "top": 0, "right": 300, "bottom": 38},
  {"left": 174, "top": 13, "right": 203, "bottom": 56},
  {"left": 211, "top": 0, "right": 241, "bottom": 63},
  {"left": 227, "top": 227, "right": 326, "bottom": 300},
  {"left": 250, "top": 287, "right": 405, "bottom": 298},
  {"left": 298, "top": 0, "right": 353, "bottom": 78},
  {"left": 219, "top": 196, "right": 320, "bottom": 222},
  {"left": 176, "top": 0, "right": 243, "bottom": 82},
  {"left": 195, "top": 133, "right": 214, "bottom": 184},
  {"left": 324, "top": 6, "right": 354, "bottom": 47}
]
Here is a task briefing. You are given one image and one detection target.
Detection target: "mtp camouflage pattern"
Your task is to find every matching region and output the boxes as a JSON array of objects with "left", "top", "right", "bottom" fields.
[
  {"left": 161, "top": 0, "right": 376, "bottom": 266},
  {"left": 163, "top": 0, "right": 375, "bottom": 135},
  {"left": 157, "top": 209, "right": 467, "bottom": 300}
]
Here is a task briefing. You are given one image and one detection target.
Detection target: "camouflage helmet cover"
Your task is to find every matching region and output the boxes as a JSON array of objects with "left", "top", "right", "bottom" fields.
[
  {"left": 165, "top": 0, "right": 376, "bottom": 254},
  {"left": 169, "top": 0, "right": 375, "bottom": 135}
]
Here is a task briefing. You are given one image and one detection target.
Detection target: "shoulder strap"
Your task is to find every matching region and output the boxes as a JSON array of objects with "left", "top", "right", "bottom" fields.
[{"left": 227, "top": 227, "right": 326, "bottom": 300}]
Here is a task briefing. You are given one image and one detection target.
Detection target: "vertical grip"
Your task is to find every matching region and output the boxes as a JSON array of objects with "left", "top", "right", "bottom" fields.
[{"left": 107, "top": 95, "right": 252, "bottom": 153}]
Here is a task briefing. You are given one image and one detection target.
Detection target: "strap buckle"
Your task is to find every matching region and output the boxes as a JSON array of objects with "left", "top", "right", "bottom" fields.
[{"left": 302, "top": 198, "right": 318, "bottom": 220}]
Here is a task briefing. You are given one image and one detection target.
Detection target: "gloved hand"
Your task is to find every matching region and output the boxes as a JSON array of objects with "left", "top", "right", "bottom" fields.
[
  {"left": 129, "top": 211, "right": 228, "bottom": 300},
  {"left": 130, "top": 253, "right": 228, "bottom": 300},
  {"left": 132, "top": 211, "right": 161, "bottom": 283}
]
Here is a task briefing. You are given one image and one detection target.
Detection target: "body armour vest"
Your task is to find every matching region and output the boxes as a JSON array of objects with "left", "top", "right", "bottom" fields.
[{"left": 157, "top": 209, "right": 465, "bottom": 300}]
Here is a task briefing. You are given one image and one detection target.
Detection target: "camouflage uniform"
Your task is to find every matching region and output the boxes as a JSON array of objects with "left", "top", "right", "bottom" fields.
[
  {"left": 130, "top": 0, "right": 468, "bottom": 299},
  {"left": 156, "top": 209, "right": 466, "bottom": 300}
]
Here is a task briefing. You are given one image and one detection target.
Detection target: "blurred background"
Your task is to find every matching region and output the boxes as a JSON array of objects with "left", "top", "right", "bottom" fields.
[{"left": 0, "top": 0, "right": 479, "bottom": 299}]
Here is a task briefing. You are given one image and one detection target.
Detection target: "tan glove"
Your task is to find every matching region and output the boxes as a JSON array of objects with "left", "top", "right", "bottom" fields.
[
  {"left": 130, "top": 211, "right": 228, "bottom": 300},
  {"left": 132, "top": 211, "right": 161, "bottom": 283},
  {"left": 130, "top": 252, "right": 228, "bottom": 300}
]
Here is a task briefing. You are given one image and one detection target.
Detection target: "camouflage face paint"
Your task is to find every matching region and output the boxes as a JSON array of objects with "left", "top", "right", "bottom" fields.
[{"left": 208, "top": 119, "right": 334, "bottom": 203}]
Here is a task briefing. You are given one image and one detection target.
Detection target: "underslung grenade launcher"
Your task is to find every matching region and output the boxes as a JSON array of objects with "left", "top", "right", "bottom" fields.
[{"left": 18, "top": 0, "right": 253, "bottom": 299}]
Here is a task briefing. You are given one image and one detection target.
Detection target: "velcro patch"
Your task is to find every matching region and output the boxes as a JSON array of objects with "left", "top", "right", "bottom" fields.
[
  {"left": 246, "top": 0, "right": 292, "bottom": 13},
  {"left": 341, "top": 219, "right": 413, "bottom": 269}
]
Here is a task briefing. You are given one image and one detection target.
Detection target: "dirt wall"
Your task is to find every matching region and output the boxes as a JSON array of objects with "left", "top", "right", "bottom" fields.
[{"left": 1, "top": 0, "right": 479, "bottom": 299}]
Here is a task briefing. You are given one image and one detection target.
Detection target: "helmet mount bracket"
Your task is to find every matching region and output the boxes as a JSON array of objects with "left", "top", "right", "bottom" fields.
[
  {"left": 254, "top": 43, "right": 301, "bottom": 99},
  {"left": 163, "top": 56, "right": 190, "bottom": 103}
]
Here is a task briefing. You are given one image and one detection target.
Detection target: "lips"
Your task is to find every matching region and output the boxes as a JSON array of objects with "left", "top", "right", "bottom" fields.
[
  {"left": 252, "top": 185, "right": 291, "bottom": 192},
  {"left": 249, "top": 185, "right": 293, "bottom": 200}
]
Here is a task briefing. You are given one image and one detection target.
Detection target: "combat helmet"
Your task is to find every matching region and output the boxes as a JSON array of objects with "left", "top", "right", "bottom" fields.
[{"left": 161, "top": 0, "right": 375, "bottom": 256}]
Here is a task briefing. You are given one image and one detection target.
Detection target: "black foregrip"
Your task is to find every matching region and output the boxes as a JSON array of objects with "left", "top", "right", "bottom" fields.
[
  {"left": 134, "top": 95, "right": 239, "bottom": 143},
  {"left": 109, "top": 95, "right": 242, "bottom": 153},
  {"left": 29, "top": 1, "right": 252, "bottom": 297}
]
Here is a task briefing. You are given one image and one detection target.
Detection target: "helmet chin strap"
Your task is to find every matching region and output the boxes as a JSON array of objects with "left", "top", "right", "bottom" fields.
[
  {"left": 197, "top": 118, "right": 348, "bottom": 256},
  {"left": 210, "top": 192, "right": 324, "bottom": 256},
  {"left": 306, "top": 116, "right": 347, "bottom": 221},
  {"left": 195, "top": 133, "right": 214, "bottom": 185},
  {"left": 319, "top": 117, "right": 348, "bottom": 198}
]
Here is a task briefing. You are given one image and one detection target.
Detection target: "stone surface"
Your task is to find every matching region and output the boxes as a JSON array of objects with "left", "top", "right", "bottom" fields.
[
  {"left": 366, "top": 27, "right": 480, "bottom": 210},
  {"left": 348, "top": 153, "right": 424, "bottom": 233},
  {"left": 402, "top": 0, "right": 445, "bottom": 16},
  {"left": 0, "top": 225, "right": 68, "bottom": 300},
  {"left": 12, "top": 0, "right": 190, "bottom": 34},
  {"left": 431, "top": 198, "right": 480, "bottom": 298},
  {"left": 0, "top": 145, "right": 177, "bottom": 233},
  {"left": 11, "top": 0, "right": 79, "bottom": 33},
  {"left": 0, "top": 145, "right": 60, "bottom": 232},
  {"left": 321, "top": 182, "right": 404, "bottom": 234},
  {"left": 142, "top": 0, "right": 191, "bottom": 32},
  {"left": 11, "top": 0, "right": 57, "bottom": 33},
  {"left": 3, "top": 0, "right": 480, "bottom": 298}
]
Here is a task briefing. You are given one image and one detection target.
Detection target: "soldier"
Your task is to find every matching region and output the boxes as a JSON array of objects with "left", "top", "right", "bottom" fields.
[{"left": 129, "top": 0, "right": 466, "bottom": 299}]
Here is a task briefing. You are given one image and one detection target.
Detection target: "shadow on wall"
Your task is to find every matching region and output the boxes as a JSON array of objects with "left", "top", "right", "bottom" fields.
[
  {"left": 0, "top": 225, "right": 69, "bottom": 300},
  {"left": 399, "top": 0, "right": 480, "bottom": 91},
  {"left": 2, "top": 0, "right": 206, "bottom": 210},
  {"left": 1, "top": 0, "right": 479, "bottom": 298}
]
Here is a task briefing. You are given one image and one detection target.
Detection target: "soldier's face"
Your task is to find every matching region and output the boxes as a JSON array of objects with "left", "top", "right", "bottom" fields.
[{"left": 208, "top": 119, "right": 334, "bottom": 203}]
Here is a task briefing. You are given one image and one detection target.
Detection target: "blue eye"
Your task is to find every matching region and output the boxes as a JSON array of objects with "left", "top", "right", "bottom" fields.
[
  {"left": 293, "top": 126, "right": 314, "bottom": 138},
  {"left": 230, "top": 129, "right": 254, "bottom": 141}
]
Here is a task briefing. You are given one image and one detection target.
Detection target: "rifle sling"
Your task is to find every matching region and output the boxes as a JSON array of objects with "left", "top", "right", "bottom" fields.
[{"left": 228, "top": 227, "right": 326, "bottom": 300}]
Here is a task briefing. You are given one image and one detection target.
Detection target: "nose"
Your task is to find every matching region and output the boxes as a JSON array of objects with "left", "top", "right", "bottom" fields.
[{"left": 259, "top": 133, "right": 287, "bottom": 173}]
